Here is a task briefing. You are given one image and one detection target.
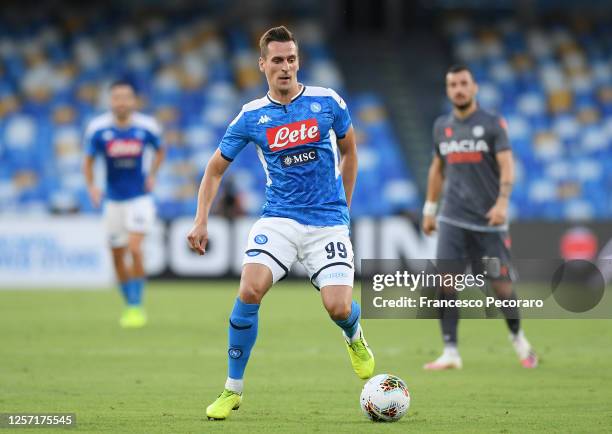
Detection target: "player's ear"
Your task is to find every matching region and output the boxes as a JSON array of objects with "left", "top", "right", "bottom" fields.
[{"left": 258, "top": 57, "right": 265, "bottom": 72}]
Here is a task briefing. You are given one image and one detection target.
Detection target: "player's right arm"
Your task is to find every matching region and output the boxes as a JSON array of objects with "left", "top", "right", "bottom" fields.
[
  {"left": 187, "top": 149, "right": 231, "bottom": 255},
  {"left": 82, "top": 123, "right": 102, "bottom": 208},
  {"left": 82, "top": 156, "right": 102, "bottom": 208},
  {"left": 423, "top": 119, "right": 445, "bottom": 235},
  {"left": 187, "top": 107, "right": 249, "bottom": 255},
  {"left": 422, "top": 154, "right": 445, "bottom": 235}
]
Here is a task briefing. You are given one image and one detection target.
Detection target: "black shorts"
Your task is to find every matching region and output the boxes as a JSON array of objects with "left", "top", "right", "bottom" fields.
[{"left": 436, "top": 221, "right": 513, "bottom": 281}]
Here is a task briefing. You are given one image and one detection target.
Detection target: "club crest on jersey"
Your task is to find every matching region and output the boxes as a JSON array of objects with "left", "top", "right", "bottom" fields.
[
  {"left": 310, "top": 102, "right": 322, "bottom": 113},
  {"left": 266, "top": 118, "right": 320, "bottom": 152},
  {"left": 472, "top": 125, "right": 485, "bottom": 137},
  {"left": 106, "top": 139, "right": 143, "bottom": 157},
  {"left": 280, "top": 148, "right": 319, "bottom": 168}
]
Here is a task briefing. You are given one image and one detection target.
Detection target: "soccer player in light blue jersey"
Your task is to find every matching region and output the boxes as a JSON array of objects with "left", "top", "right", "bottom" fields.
[
  {"left": 187, "top": 26, "right": 375, "bottom": 420},
  {"left": 83, "top": 80, "right": 165, "bottom": 328}
]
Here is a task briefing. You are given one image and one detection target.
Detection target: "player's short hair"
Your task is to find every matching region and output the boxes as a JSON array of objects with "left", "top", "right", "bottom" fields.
[
  {"left": 110, "top": 79, "right": 137, "bottom": 94},
  {"left": 446, "top": 64, "right": 474, "bottom": 78},
  {"left": 259, "top": 25, "right": 298, "bottom": 58}
]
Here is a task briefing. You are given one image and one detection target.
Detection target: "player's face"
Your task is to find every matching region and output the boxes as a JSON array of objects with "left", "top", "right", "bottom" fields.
[
  {"left": 446, "top": 70, "right": 478, "bottom": 110},
  {"left": 259, "top": 41, "right": 300, "bottom": 94},
  {"left": 110, "top": 85, "right": 136, "bottom": 119}
]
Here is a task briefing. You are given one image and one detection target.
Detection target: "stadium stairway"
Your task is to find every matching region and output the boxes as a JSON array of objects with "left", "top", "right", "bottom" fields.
[{"left": 333, "top": 31, "right": 449, "bottom": 193}]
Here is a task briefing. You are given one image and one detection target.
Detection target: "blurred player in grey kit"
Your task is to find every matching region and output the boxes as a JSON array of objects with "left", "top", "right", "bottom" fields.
[{"left": 422, "top": 64, "right": 538, "bottom": 370}]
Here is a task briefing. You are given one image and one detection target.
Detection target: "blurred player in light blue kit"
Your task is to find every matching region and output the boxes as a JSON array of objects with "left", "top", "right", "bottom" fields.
[
  {"left": 187, "top": 26, "right": 374, "bottom": 420},
  {"left": 82, "top": 80, "right": 165, "bottom": 328}
]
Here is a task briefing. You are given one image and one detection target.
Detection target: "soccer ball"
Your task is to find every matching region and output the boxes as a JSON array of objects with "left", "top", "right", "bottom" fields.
[{"left": 360, "top": 374, "right": 410, "bottom": 422}]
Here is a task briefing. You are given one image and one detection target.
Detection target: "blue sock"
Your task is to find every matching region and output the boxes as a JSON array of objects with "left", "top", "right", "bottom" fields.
[
  {"left": 334, "top": 300, "right": 361, "bottom": 339},
  {"left": 119, "top": 281, "right": 130, "bottom": 303},
  {"left": 127, "top": 278, "right": 144, "bottom": 306},
  {"left": 228, "top": 298, "right": 260, "bottom": 380}
]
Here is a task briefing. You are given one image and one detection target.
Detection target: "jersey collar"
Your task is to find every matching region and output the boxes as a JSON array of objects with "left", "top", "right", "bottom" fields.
[
  {"left": 266, "top": 84, "right": 305, "bottom": 106},
  {"left": 452, "top": 105, "right": 480, "bottom": 123},
  {"left": 112, "top": 113, "right": 134, "bottom": 129}
]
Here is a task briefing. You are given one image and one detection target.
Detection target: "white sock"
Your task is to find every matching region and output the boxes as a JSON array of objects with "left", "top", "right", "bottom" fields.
[
  {"left": 512, "top": 330, "right": 531, "bottom": 359},
  {"left": 346, "top": 324, "right": 362, "bottom": 343},
  {"left": 225, "top": 377, "right": 243, "bottom": 394},
  {"left": 443, "top": 345, "right": 459, "bottom": 357}
]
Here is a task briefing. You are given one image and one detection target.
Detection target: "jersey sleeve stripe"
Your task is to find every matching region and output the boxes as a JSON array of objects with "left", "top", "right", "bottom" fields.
[
  {"left": 132, "top": 112, "right": 162, "bottom": 136},
  {"left": 84, "top": 112, "right": 113, "bottom": 140},
  {"left": 220, "top": 152, "right": 234, "bottom": 162}
]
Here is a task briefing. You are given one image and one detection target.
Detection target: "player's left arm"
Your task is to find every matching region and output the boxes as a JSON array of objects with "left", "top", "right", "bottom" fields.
[
  {"left": 82, "top": 125, "right": 102, "bottom": 207},
  {"left": 329, "top": 89, "right": 357, "bottom": 208},
  {"left": 337, "top": 126, "right": 358, "bottom": 208},
  {"left": 486, "top": 116, "right": 514, "bottom": 226},
  {"left": 145, "top": 122, "right": 166, "bottom": 192},
  {"left": 146, "top": 147, "right": 166, "bottom": 192}
]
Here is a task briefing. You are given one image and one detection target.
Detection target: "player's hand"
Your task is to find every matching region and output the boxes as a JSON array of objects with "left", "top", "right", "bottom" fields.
[
  {"left": 422, "top": 214, "right": 437, "bottom": 235},
  {"left": 145, "top": 175, "right": 156, "bottom": 192},
  {"left": 87, "top": 186, "right": 102, "bottom": 208},
  {"left": 187, "top": 223, "right": 208, "bottom": 255},
  {"left": 486, "top": 200, "right": 508, "bottom": 226}
]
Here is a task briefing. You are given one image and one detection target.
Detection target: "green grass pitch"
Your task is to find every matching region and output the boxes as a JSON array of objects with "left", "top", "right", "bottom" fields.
[{"left": 2, "top": 281, "right": 612, "bottom": 433}]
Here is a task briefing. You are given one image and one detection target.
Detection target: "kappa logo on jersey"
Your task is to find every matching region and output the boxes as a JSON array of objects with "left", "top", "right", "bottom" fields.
[
  {"left": 280, "top": 148, "right": 319, "bottom": 168},
  {"left": 439, "top": 139, "right": 490, "bottom": 164},
  {"left": 106, "top": 139, "right": 143, "bottom": 157},
  {"left": 266, "top": 118, "right": 320, "bottom": 152},
  {"left": 258, "top": 114, "right": 271, "bottom": 125}
]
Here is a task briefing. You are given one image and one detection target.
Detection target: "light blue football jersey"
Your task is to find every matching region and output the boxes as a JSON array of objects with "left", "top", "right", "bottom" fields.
[
  {"left": 84, "top": 112, "right": 162, "bottom": 201},
  {"left": 219, "top": 85, "right": 352, "bottom": 227}
]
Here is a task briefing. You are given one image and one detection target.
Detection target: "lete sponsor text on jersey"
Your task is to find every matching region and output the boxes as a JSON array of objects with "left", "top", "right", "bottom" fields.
[
  {"left": 105, "top": 138, "right": 144, "bottom": 157},
  {"left": 266, "top": 118, "right": 320, "bottom": 151}
]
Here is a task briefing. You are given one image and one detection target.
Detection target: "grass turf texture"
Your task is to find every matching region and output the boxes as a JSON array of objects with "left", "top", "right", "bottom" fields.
[{"left": 1, "top": 281, "right": 611, "bottom": 433}]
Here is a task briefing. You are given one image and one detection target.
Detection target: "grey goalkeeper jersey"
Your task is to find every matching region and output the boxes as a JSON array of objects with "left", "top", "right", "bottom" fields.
[{"left": 432, "top": 107, "right": 511, "bottom": 232}]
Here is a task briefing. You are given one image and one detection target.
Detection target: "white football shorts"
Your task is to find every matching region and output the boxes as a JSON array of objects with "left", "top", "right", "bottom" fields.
[
  {"left": 243, "top": 217, "right": 354, "bottom": 289},
  {"left": 103, "top": 195, "right": 156, "bottom": 247}
]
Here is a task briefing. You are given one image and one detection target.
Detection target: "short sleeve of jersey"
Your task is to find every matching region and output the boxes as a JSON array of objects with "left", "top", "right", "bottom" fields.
[
  {"left": 146, "top": 120, "right": 163, "bottom": 150},
  {"left": 329, "top": 89, "right": 351, "bottom": 139},
  {"left": 432, "top": 117, "right": 443, "bottom": 157},
  {"left": 84, "top": 123, "right": 99, "bottom": 156},
  {"left": 218, "top": 109, "right": 250, "bottom": 161},
  {"left": 492, "top": 116, "right": 511, "bottom": 153}
]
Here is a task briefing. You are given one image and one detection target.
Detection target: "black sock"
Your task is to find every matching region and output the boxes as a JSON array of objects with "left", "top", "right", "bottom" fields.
[
  {"left": 439, "top": 290, "right": 459, "bottom": 346},
  {"left": 505, "top": 318, "right": 520, "bottom": 336},
  {"left": 498, "top": 291, "right": 520, "bottom": 335}
]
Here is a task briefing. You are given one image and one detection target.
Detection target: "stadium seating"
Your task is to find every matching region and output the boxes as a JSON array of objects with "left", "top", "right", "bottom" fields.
[
  {"left": 0, "top": 12, "right": 419, "bottom": 219},
  {"left": 444, "top": 16, "right": 612, "bottom": 220}
]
